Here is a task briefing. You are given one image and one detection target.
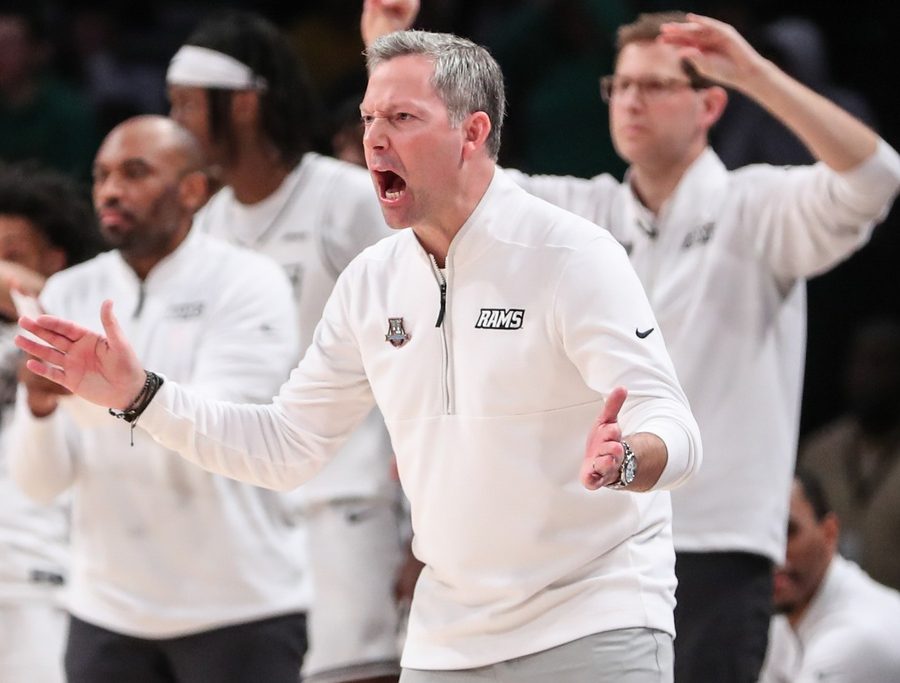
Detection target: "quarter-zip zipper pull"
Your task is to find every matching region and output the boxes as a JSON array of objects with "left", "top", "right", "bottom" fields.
[
  {"left": 435, "top": 280, "right": 446, "bottom": 327},
  {"left": 429, "top": 254, "right": 448, "bottom": 327},
  {"left": 133, "top": 282, "right": 146, "bottom": 319}
]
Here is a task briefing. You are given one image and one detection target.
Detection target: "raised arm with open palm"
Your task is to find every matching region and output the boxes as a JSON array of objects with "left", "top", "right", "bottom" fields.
[{"left": 16, "top": 300, "right": 146, "bottom": 410}]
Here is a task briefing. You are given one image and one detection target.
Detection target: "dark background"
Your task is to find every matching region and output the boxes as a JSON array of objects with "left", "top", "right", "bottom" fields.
[{"left": 14, "top": 0, "right": 900, "bottom": 440}]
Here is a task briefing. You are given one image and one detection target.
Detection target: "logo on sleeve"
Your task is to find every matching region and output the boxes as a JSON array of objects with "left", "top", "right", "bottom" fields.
[
  {"left": 475, "top": 308, "right": 524, "bottom": 330},
  {"left": 385, "top": 317, "right": 411, "bottom": 348},
  {"left": 635, "top": 327, "right": 654, "bottom": 339}
]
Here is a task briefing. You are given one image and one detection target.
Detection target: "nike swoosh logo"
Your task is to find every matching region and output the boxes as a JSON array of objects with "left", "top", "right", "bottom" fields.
[{"left": 635, "top": 327, "right": 655, "bottom": 339}]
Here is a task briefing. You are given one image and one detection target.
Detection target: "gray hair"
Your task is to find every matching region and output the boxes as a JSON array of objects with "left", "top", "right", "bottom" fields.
[{"left": 366, "top": 30, "right": 506, "bottom": 160}]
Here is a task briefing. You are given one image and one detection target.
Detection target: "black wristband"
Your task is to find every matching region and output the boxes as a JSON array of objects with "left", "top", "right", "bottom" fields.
[{"left": 109, "top": 370, "right": 164, "bottom": 424}]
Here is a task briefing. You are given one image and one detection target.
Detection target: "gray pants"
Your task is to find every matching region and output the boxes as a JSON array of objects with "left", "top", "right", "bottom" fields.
[{"left": 400, "top": 628, "right": 673, "bottom": 683}]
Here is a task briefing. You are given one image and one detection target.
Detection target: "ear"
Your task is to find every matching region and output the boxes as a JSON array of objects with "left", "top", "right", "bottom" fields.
[
  {"left": 178, "top": 170, "right": 210, "bottom": 213},
  {"left": 230, "top": 90, "right": 260, "bottom": 127},
  {"left": 701, "top": 85, "right": 728, "bottom": 129},
  {"left": 460, "top": 111, "right": 492, "bottom": 159},
  {"left": 821, "top": 512, "right": 840, "bottom": 553}
]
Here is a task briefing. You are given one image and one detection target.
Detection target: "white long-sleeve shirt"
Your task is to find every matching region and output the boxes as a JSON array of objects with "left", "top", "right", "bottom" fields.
[
  {"left": 136, "top": 169, "right": 701, "bottom": 669},
  {"left": 194, "top": 152, "right": 397, "bottom": 505},
  {"left": 9, "top": 230, "right": 309, "bottom": 638},
  {"left": 760, "top": 555, "right": 900, "bottom": 682},
  {"left": 507, "top": 141, "right": 900, "bottom": 563}
]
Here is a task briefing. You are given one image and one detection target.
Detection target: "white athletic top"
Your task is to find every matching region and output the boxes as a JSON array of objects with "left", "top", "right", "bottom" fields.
[
  {"left": 0, "top": 325, "right": 68, "bottom": 605},
  {"left": 760, "top": 555, "right": 900, "bottom": 682},
  {"left": 195, "top": 153, "right": 397, "bottom": 505},
  {"left": 135, "top": 169, "right": 702, "bottom": 669},
  {"left": 9, "top": 230, "right": 310, "bottom": 638},
  {"left": 507, "top": 140, "right": 900, "bottom": 563}
]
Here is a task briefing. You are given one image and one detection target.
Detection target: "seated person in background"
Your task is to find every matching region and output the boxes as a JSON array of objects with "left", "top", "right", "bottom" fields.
[
  {"left": 800, "top": 317, "right": 900, "bottom": 591},
  {"left": 759, "top": 469, "right": 900, "bottom": 682}
]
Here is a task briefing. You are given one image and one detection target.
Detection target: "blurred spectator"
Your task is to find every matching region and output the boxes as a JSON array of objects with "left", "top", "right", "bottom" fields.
[
  {"left": 759, "top": 470, "right": 900, "bottom": 682},
  {"left": 800, "top": 318, "right": 900, "bottom": 591},
  {"left": 0, "top": 162, "right": 101, "bottom": 683},
  {"left": 0, "top": 161, "right": 102, "bottom": 318},
  {"left": 0, "top": 6, "right": 99, "bottom": 182}
]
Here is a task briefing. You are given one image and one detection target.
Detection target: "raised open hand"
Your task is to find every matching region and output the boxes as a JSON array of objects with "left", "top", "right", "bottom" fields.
[
  {"left": 659, "top": 13, "right": 766, "bottom": 91},
  {"left": 15, "top": 300, "right": 146, "bottom": 410},
  {"left": 362, "top": 0, "right": 420, "bottom": 48},
  {"left": 581, "top": 386, "right": 628, "bottom": 490}
]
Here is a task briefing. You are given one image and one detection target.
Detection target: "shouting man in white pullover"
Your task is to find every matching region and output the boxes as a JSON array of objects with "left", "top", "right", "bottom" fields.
[
  {"left": 17, "top": 32, "right": 702, "bottom": 682},
  {"left": 501, "top": 13, "right": 900, "bottom": 680}
]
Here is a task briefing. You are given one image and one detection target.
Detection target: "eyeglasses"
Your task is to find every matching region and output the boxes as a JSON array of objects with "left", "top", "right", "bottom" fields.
[{"left": 599, "top": 75, "right": 698, "bottom": 103}]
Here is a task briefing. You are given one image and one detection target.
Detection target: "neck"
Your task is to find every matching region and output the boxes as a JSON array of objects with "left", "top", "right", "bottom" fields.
[
  {"left": 121, "top": 224, "right": 190, "bottom": 281},
  {"left": 629, "top": 145, "right": 706, "bottom": 215},
  {"left": 222, "top": 141, "right": 295, "bottom": 204},
  {"left": 787, "top": 556, "right": 834, "bottom": 630},
  {"left": 413, "top": 162, "right": 495, "bottom": 268}
]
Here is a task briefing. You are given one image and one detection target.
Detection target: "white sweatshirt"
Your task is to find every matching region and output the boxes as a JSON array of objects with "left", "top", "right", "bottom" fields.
[
  {"left": 507, "top": 141, "right": 900, "bottom": 563},
  {"left": 0, "top": 326, "right": 68, "bottom": 605},
  {"left": 136, "top": 169, "right": 702, "bottom": 669},
  {"left": 9, "top": 230, "right": 310, "bottom": 638},
  {"left": 194, "top": 153, "right": 397, "bottom": 505},
  {"left": 760, "top": 555, "right": 900, "bottom": 682}
]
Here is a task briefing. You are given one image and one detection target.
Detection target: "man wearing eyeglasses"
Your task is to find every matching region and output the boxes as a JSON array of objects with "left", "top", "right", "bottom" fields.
[
  {"left": 510, "top": 12, "right": 900, "bottom": 683},
  {"left": 362, "top": 4, "right": 900, "bottom": 682}
]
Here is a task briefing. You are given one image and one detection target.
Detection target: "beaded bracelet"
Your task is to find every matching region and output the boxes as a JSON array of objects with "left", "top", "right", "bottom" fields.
[{"left": 109, "top": 370, "right": 164, "bottom": 445}]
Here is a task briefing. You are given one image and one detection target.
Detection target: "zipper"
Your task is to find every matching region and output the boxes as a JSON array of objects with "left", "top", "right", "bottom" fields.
[
  {"left": 435, "top": 278, "right": 447, "bottom": 327},
  {"left": 428, "top": 254, "right": 452, "bottom": 414},
  {"left": 133, "top": 282, "right": 146, "bottom": 319}
]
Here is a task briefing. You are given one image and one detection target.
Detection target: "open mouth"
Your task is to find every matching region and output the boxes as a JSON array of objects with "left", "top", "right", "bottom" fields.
[{"left": 374, "top": 169, "right": 407, "bottom": 201}]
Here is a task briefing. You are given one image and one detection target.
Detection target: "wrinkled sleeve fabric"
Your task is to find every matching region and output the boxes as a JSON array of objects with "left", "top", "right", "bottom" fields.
[
  {"left": 8, "top": 390, "right": 81, "bottom": 504},
  {"left": 503, "top": 167, "right": 620, "bottom": 230},
  {"left": 553, "top": 232, "right": 702, "bottom": 490},
  {"left": 139, "top": 268, "right": 375, "bottom": 492},
  {"left": 741, "top": 139, "right": 900, "bottom": 282}
]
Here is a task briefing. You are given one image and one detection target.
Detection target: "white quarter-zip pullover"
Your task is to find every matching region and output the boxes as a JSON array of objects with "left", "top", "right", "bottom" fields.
[
  {"left": 10, "top": 230, "right": 309, "bottom": 638},
  {"left": 136, "top": 170, "right": 702, "bottom": 668}
]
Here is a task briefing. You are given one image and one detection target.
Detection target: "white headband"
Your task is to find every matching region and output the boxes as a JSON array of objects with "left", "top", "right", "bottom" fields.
[{"left": 166, "top": 45, "right": 268, "bottom": 91}]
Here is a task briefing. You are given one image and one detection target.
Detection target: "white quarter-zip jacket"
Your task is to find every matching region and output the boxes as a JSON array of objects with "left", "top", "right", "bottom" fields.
[
  {"left": 507, "top": 140, "right": 900, "bottom": 563},
  {"left": 760, "top": 556, "right": 900, "bottom": 682},
  {"left": 136, "top": 169, "right": 702, "bottom": 669},
  {"left": 9, "top": 230, "right": 310, "bottom": 638},
  {"left": 194, "top": 152, "right": 397, "bottom": 505}
]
